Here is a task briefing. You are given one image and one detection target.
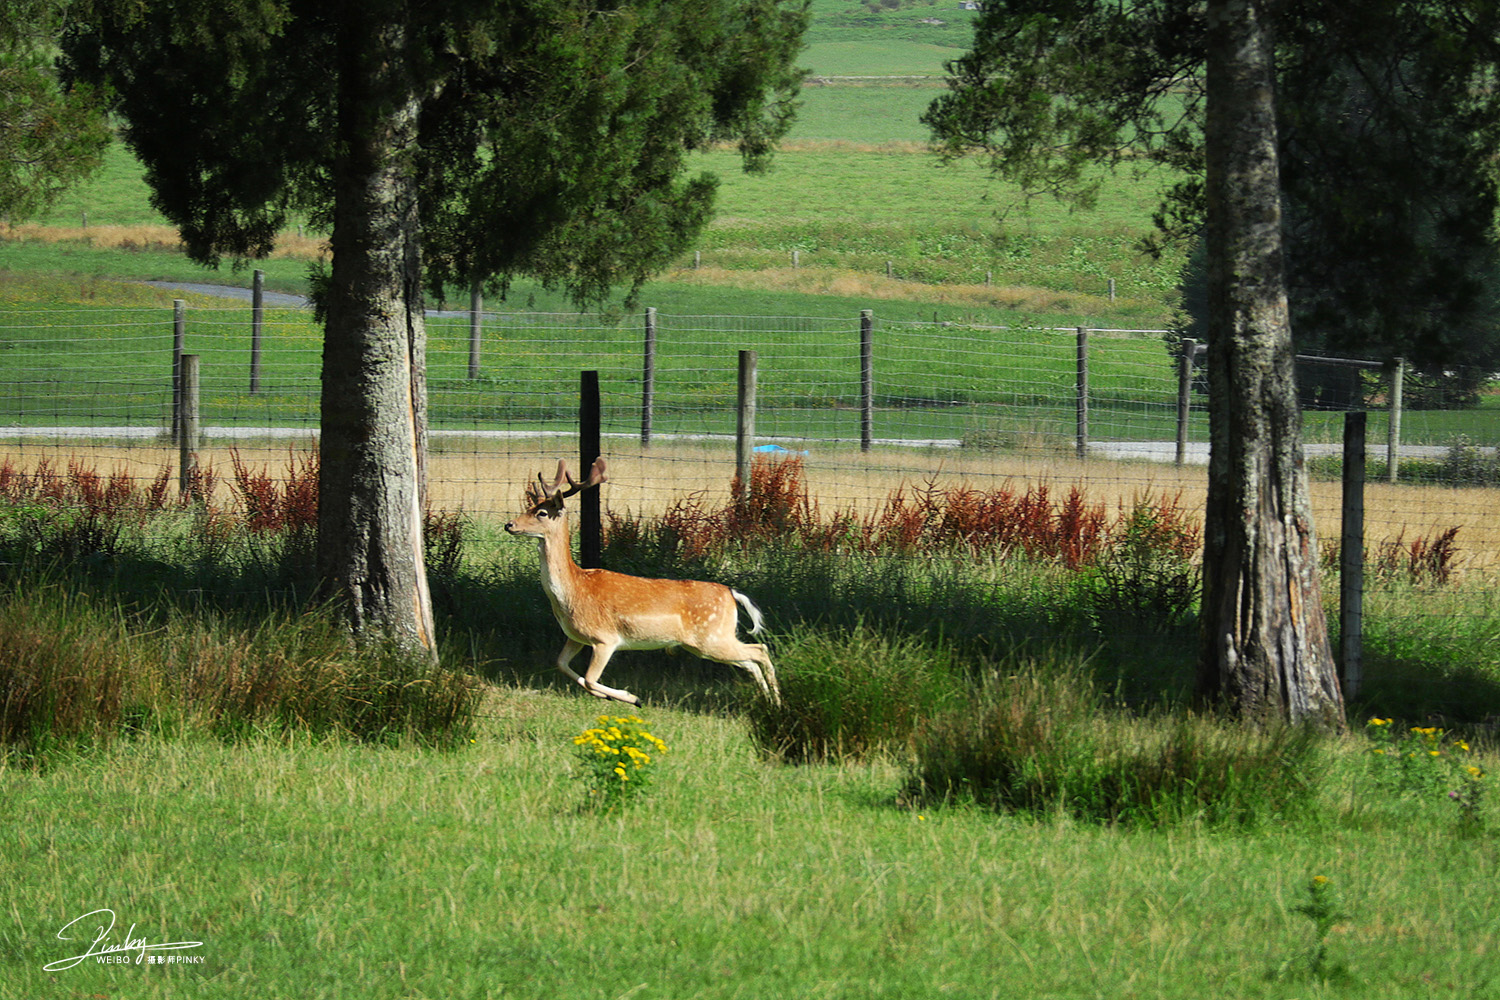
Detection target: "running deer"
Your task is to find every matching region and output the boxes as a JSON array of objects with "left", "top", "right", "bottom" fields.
[{"left": 504, "top": 458, "right": 781, "bottom": 706}]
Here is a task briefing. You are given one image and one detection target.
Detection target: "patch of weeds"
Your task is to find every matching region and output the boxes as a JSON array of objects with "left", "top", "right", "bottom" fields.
[
  {"left": 904, "top": 660, "right": 1327, "bottom": 827},
  {"left": 1365, "top": 717, "right": 1487, "bottom": 833},
  {"left": 1275, "top": 875, "right": 1352, "bottom": 984},
  {"left": 571, "top": 714, "right": 668, "bottom": 810}
]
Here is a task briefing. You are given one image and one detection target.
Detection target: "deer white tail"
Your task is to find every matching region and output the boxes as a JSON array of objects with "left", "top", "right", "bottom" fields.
[{"left": 732, "top": 589, "right": 765, "bottom": 635}]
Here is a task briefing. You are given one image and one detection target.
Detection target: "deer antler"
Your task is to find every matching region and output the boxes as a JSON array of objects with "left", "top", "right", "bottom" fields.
[{"left": 538, "top": 457, "right": 608, "bottom": 501}]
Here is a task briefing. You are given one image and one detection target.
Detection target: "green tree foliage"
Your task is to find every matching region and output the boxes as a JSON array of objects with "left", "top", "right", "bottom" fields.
[
  {"left": 65, "top": 0, "right": 807, "bottom": 303},
  {"left": 925, "top": 0, "right": 1500, "bottom": 394},
  {"left": 0, "top": 0, "right": 109, "bottom": 221}
]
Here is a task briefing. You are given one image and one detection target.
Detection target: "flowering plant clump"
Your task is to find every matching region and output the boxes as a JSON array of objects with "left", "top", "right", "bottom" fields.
[
  {"left": 1365, "top": 717, "right": 1485, "bottom": 827},
  {"left": 571, "top": 715, "right": 668, "bottom": 808},
  {"left": 1288, "top": 875, "right": 1349, "bottom": 980}
]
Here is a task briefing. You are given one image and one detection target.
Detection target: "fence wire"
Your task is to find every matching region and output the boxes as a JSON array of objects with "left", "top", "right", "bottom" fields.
[{"left": 2, "top": 300, "right": 1497, "bottom": 631}]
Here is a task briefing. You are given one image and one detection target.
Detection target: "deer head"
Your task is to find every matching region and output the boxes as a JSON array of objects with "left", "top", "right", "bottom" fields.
[{"left": 504, "top": 457, "right": 607, "bottom": 538}]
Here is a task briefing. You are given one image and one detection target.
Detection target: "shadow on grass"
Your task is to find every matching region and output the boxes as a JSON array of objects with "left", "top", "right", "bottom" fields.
[
  {"left": 1353, "top": 654, "right": 1500, "bottom": 732},
  {"left": 10, "top": 528, "right": 1499, "bottom": 740}
]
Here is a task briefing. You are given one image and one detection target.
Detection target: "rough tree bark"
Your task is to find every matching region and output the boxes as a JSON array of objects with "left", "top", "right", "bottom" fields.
[
  {"left": 1198, "top": 0, "right": 1345, "bottom": 727},
  {"left": 316, "top": 10, "right": 435, "bottom": 656}
]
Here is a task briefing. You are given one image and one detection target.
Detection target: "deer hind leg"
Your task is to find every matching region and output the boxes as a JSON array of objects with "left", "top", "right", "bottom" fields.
[
  {"left": 694, "top": 638, "right": 782, "bottom": 706},
  {"left": 750, "top": 645, "right": 781, "bottom": 705}
]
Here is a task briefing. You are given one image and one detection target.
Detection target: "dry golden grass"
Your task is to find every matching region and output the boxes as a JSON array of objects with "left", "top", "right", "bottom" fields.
[
  {"left": 657, "top": 264, "right": 1137, "bottom": 315},
  {"left": 5, "top": 224, "right": 1145, "bottom": 313},
  {"left": 7, "top": 437, "right": 1496, "bottom": 574},
  {"left": 4, "top": 223, "right": 328, "bottom": 261}
]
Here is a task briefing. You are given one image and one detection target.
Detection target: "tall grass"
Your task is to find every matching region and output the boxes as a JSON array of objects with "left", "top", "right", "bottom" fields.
[
  {"left": 742, "top": 622, "right": 973, "bottom": 762},
  {"left": 0, "top": 452, "right": 482, "bottom": 758},
  {"left": 0, "top": 579, "right": 481, "bottom": 760},
  {"left": 5, "top": 451, "right": 1498, "bottom": 817},
  {"left": 585, "top": 456, "right": 1498, "bottom": 828},
  {"left": 903, "top": 660, "right": 1327, "bottom": 827}
]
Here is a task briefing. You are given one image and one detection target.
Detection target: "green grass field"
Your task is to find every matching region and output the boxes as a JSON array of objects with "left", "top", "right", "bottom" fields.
[
  {"left": 4, "top": 698, "right": 1496, "bottom": 1000},
  {"left": 0, "top": 294, "right": 1193, "bottom": 444},
  {"left": 2, "top": 516, "right": 1497, "bottom": 1000}
]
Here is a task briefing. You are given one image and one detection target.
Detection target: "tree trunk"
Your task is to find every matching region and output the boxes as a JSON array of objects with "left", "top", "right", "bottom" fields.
[
  {"left": 317, "top": 10, "right": 435, "bottom": 656},
  {"left": 1198, "top": 0, "right": 1344, "bottom": 727}
]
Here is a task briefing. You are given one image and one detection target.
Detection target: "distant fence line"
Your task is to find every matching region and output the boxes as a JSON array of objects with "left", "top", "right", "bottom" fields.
[
  {"left": 0, "top": 289, "right": 1449, "bottom": 478},
  {"left": 6, "top": 286, "right": 1500, "bottom": 594}
]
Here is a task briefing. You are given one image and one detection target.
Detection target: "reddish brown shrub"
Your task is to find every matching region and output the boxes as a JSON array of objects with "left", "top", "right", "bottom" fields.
[
  {"left": 599, "top": 457, "right": 1190, "bottom": 572},
  {"left": 229, "top": 448, "right": 319, "bottom": 534},
  {"left": 1375, "top": 526, "right": 1461, "bottom": 586}
]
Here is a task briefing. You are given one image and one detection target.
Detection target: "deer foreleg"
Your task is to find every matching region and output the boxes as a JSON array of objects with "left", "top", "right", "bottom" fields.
[
  {"left": 555, "top": 638, "right": 588, "bottom": 686},
  {"left": 574, "top": 640, "right": 640, "bottom": 705}
]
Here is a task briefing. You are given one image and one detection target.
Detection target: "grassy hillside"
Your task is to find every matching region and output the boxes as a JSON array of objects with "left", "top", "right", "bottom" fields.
[{"left": 7, "top": 0, "right": 1184, "bottom": 326}]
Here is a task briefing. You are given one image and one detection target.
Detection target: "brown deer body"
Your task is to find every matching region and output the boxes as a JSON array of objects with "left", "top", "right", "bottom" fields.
[{"left": 504, "top": 458, "right": 781, "bottom": 706}]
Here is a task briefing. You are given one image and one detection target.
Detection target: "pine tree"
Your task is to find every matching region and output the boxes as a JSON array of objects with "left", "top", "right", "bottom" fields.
[{"left": 67, "top": 0, "right": 808, "bottom": 651}]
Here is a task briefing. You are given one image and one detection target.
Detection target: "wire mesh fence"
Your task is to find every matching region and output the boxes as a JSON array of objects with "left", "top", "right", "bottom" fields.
[{"left": 3, "top": 298, "right": 1497, "bottom": 619}]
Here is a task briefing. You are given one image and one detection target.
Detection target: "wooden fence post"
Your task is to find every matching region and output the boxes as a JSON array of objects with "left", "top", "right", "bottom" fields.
[
  {"left": 1387, "top": 357, "right": 1404, "bottom": 483},
  {"left": 579, "top": 370, "right": 602, "bottom": 569},
  {"left": 179, "top": 354, "right": 200, "bottom": 498},
  {"left": 1175, "top": 337, "right": 1196, "bottom": 466},
  {"left": 468, "top": 284, "right": 483, "bottom": 380},
  {"left": 1075, "top": 327, "right": 1089, "bottom": 461},
  {"left": 641, "top": 307, "right": 657, "bottom": 447},
  {"left": 860, "top": 309, "right": 874, "bottom": 453},
  {"left": 1341, "top": 410, "right": 1366, "bottom": 700},
  {"left": 736, "top": 350, "right": 757, "bottom": 501},
  {"left": 171, "top": 299, "right": 185, "bottom": 444},
  {"left": 250, "top": 270, "right": 264, "bottom": 395}
]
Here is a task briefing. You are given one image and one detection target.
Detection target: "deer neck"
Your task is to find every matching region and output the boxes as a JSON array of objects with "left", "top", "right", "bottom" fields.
[{"left": 534, "top": 520, "right": 585, "bottom": 603}]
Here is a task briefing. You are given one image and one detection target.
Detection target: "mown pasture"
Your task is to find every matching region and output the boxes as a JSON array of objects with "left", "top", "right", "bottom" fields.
[
  {"left": 15, "top": 49, "right": 1185, "bottom": 328},
  {"left": 2, "top": 282, "right": 1495, "bottom": 454}
]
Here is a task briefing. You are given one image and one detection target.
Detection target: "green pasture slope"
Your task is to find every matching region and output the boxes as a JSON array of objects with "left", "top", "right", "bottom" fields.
[
  {"left": 4, "top": 0, "right": 1497, "bottom": 445},
  {"left": 0, "top": 0, "right": 1189, "bottom": 443},
  {"left": 19, "top": 0, "right": 1183, "bottom": 323},
  {"left": 1, "top": 295, "right": 1192, "bottom": 443},
  {"left": 3, "top": 284, "right": 1492, "bottom": 447}
]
